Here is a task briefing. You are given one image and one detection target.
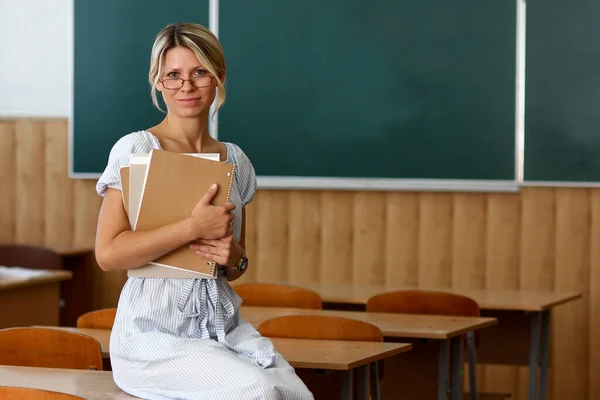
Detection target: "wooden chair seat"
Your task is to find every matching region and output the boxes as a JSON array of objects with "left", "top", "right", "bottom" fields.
[
  {"left": 259, "top": 315, "right": 383, "bottom": 400},
  {"left": 0, "top": 327, "right": 103, "bottom": 370},
  {"left": 258, "top": 314, "right": 383, "bottom": 342},
  {"left": 233, "top": 283, "right": 323, "bottom": 309},
  {"left": 0, "top": 386, "right": 84, "bottom": 399},
  {"left": 366, "top": 289, "right": 480, "bottom": 317},
  {"left": 76, "top": 308, "right": 117, "bottom": 329},
  {"left": 367, "top": 290, "right": 510, "bottom": 400}
]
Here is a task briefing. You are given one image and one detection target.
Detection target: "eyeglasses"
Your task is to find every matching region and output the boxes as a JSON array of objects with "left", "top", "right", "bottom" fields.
[{"left": 160, "top": 76, "right": 213, "bottom": 90}]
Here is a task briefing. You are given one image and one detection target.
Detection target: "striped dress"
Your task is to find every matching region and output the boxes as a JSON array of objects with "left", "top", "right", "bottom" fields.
[{"left": 96, "top": 131, "right": 313, "bottom": 400}]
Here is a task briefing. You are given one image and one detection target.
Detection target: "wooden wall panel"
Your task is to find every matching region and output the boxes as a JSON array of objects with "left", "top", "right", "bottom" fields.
[
  {"left": 589, "top": 190, "right": 600, "bottom": 400},
  {"left": 518, "top": 188, "right": 557, "bottom": 398},
  {"left": 255, "top": 191, "right": 289, "bottom": 282},
  {"left": 385, "top": 192, "right": 419, "bottom": 286},
  {"left": 15, "top": 120, "right": 45, "bottom": 245},
  {"left": 0, "top": 121, "right": 16, "bottom": 243},
  {"left": 288, "top": 191, "right": 321, "bottom": 284},
  {"left": 1, "top": 118, "right": 598, "bottom": 399},
  {"left": 44, "top": 120, "right": 73, "bottom": 247},
  {"left": 353, "top": 192, "right": 386, "bottom": 285},
  {"left": 320, "top": 191, "right": 353, "bottom": 284},
  {"left": 482, "top": 193, "right": 521, "bottom": 396},
  {"left": 553, "top": 189, "right": 590, "bottom": 399},
  {"left": 418, "top": 193, "right": 452, "bottom": 288},
  {"left": 452, "top": 193, "right": 486, "bottom": 289}
]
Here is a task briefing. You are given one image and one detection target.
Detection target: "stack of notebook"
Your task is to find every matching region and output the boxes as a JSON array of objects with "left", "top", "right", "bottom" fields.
[{"left": 119, "top": 149, "right": 236, "bottom": 279}]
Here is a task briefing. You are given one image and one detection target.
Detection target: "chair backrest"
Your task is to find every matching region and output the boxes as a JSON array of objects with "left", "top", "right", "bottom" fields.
[
  {"left": 366, "top": 289, "right": 480, "bottom": 317},
  {"left": 0, "top": 387, "right": 85, "bottom": 400},
  {"left": 258, "top": 315, "right": 383, "bottom": 342},
  {"left": 76, "top": 308, "right": 117, "bottom": 329},
  {"left": 0, "top": 245, "right": 63, "bottom": 270},
  {"left": 234, "top": 283, "right": 323, "bottom": 309},
  {"left": 0, "top": 327, "right": 103, "bottom": 370}
]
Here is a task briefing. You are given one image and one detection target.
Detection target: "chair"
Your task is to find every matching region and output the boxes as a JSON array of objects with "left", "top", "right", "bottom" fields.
[
  {"left": 0, "top": 387, "right": 84, "bottom": 399},
  {"left": 76, "top": 308, "right": 117, "bottom": 329},
  {"left": 0, "top": 245, "right": 63, "bottom": 270},
  {"left": 258, "top": 315, "right": 383, "bottom": 400},
  {"left": 233, "top": 283, "right": 323, "bottom": 309},
  {"left": 367, "top": 290, "right": 511, "bottom": 400},
  {"left": 366, "top": 289, "right": 480, "bottom": 317},
  {"left": 0, "top": 327, "right": 103, "bottom": 370}
]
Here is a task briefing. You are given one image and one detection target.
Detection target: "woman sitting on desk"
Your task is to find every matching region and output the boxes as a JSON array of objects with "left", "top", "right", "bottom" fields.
[{"left": 94, "top": 22, "right": 313, "bottom": 400}]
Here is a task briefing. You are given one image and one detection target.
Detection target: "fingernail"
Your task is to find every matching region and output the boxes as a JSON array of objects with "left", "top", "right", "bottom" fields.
[{"left": 210, "top": 183, "right": 217, "bottom": 189}]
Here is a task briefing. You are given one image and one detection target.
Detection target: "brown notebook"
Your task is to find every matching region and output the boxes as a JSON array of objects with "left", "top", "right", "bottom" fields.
[{"left": 129, "top": 149, "right": 235, "bottom": 278}]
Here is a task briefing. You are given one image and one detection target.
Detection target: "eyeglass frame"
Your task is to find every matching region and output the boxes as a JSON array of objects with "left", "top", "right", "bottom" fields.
[{"left": 159, "top": 76, "right": 213, "bottom": 90}]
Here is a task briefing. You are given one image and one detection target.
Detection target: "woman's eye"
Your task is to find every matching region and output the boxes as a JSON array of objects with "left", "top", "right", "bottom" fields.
[
  {"left": 167, "top": 71, "right": 178, "bottom": 78},
  {"left": 194, "top": 69, "right": 207, "bottom": 76}
]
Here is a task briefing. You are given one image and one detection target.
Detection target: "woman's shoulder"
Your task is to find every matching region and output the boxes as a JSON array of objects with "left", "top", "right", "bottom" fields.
[
  {"left": 224, "top": 142, "right": 252, "bottom": 166},
  {"left": 110, "top": 130, "right": 160, "bottom": 155}
]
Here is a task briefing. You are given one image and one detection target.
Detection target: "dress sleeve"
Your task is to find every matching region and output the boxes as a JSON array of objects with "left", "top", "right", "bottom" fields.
[
  {"left": 95, "top": 134, "right": 136, "bottom": 196},
  {"left": 234, "top": 146, "right": 257, "bottom": 207}
]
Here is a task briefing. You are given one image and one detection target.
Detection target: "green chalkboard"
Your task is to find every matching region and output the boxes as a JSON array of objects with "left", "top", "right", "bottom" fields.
[
  {"left": 524, "top": 0, "right": 600, "bottom": 182},
  {"left": 72, "top": 0, "right": 208, "bottom": 176},
  {"left": 218, "top": 0, "right": 517, "bottom": 182}
]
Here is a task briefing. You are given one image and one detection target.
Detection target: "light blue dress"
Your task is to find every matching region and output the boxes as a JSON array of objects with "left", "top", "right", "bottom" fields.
[{"left": 96, "top": 131, "right": 313, "bottom": 400}]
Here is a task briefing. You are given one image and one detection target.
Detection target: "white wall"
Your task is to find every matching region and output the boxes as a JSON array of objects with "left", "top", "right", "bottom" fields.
[{"left": 0, "top": 0, "right": 71, "bottom": 117}]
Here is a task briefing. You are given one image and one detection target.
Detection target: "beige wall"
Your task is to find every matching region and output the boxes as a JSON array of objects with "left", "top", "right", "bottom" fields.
[{"left": 0, "top": 118, "right": 597, "bottom": 399}]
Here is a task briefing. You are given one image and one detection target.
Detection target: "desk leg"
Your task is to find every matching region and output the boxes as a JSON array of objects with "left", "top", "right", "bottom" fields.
[
  {"left": 341, "top": 370, "right": 353, "bottom": 400},
  {"left": 438, "top": 339, "right": 450, "bottom": 400},
  {"left": 356, "top": 365, "right": 369, "bottom": 400},
  {"left": 466, "top": 332, "right": 478, "bottom": 400},
  {"left": 539, "top": 310, "right": 551, "bottom": 400},
  {"left": 528, "top": 312, "right": 542, "bottom": 400},
  {"left": 369, "top": 362, "right": 381, "bottom": 400},
  {"left": 450, "top": 336, "right": 464, "bottom": 400}
]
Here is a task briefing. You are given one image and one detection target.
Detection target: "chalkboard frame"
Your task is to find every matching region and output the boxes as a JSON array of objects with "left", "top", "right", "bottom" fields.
[{"left": 69, "top": 0, "right": 525, "bottom": 192}]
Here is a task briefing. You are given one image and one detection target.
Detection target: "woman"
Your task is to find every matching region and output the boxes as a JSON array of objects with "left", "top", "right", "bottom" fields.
[{"left": 94, "top": 23, "right": 313, "bottom": 400}]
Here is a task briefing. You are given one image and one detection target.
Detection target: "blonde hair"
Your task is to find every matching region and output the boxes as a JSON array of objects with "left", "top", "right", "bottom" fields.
[{"left": 149, "top": 23, "right": 226, "bottom": 117}]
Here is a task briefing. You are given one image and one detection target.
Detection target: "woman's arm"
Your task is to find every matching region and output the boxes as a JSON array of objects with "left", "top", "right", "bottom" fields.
[
  {"left": 95, "top": 185, "right": 234, "bottom": 271},
  {"left": 224, "top": 208, "right": 248, "bottom": 281}
]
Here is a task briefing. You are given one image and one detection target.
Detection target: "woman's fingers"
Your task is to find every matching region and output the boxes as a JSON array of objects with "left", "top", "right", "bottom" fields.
[{"left": 194, "top": 250, "right": 226, "bottom": 265}]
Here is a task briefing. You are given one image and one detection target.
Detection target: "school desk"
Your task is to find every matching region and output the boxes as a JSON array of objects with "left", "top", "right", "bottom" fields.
[
  {"left": 239, "top": 306, "right": 497, "bottom": 400},
  {"left": 0, "top": 270, "right": 71, "bottom": 328},
  {"left": 0, "top": 365, "right": 134, "bottom": 399},
  {"left": 47, "top": 245, "right": 96, "bottom": 326},
  {"left": 34, "top": 326, "right": 412, "bottom": 400},
  {"left": 235, "top": 282, "right": 581, "bottom": 400}
]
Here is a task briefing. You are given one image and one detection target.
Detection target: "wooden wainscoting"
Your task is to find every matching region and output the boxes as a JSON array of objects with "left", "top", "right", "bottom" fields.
[{"left": 0, "top": 118, "right": 597, "bottom": 399}]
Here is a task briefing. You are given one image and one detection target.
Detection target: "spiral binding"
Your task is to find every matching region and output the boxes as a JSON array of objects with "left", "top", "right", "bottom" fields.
[{"left": 225, "top": 164, "right": 237, "bottom": 202}]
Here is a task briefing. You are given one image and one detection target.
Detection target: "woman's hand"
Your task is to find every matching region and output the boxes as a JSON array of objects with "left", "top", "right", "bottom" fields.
[
  {"left": 189, "top": 235, "right": 243, "bottom": 267},
  {"left": 188, "top": 184, "right": 236, "bottom": 240}
]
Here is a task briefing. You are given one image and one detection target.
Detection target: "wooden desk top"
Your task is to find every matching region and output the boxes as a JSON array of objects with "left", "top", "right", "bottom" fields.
[
  {"left": 0, "top": 270, "right": 72, "bottom": 292},
  {"left": 36, "top": 327, "right": 411, "bottom": 371},
  {"left": 0, "top": 365, "right": 135, "bottom": 399},
  {"left": 239, "top": 306, "right": 496, "bottom": 340},
  {"left": 240, "top": 283, "right": 582, "bottom": 312},
  {"left": 46, "top": 245, "right": 94, "bottom": 257}
]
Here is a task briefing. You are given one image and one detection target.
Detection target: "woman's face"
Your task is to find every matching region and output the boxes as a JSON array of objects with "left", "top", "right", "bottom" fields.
[{"left": 157, "top": 46, "right": 217, "bottom": 119}]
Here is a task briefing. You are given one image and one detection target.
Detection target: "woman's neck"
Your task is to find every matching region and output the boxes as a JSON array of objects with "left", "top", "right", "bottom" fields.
[{"left": 160, "top": 114, "right": 214, "bottom": 153}]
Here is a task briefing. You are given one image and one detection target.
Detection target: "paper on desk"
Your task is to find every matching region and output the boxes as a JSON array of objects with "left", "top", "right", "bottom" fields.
[{"left": 0, "top": 266, "right": 50, "bottom": 279}]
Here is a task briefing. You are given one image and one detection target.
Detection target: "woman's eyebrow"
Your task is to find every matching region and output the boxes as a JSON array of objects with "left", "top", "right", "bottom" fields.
[{"left": 164, "top": 66, "right": 205, "bottom": 72}]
